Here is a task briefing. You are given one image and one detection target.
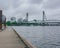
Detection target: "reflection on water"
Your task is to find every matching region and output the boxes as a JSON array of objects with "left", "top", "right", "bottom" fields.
[{"left": 13, "top": 26, "right": 60, "bottom": 48}]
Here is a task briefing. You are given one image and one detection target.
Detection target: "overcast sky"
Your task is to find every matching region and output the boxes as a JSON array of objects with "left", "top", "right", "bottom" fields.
[{"left": 0, "top": 0, "right": 60, "bottom": 21}]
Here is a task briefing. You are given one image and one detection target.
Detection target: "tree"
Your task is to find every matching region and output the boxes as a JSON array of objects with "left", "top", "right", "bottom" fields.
[
  {"left": 6, "top": 21, "right": 11, "bottom": 26},
  {"left": 11, "top": 21, "right": 17, "bottom": 25}
]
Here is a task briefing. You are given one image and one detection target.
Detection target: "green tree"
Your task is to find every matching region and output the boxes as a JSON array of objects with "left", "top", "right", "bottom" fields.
[
  {"left": 6, "top": 21, "right": 11, "bottom": 26},
  {"left": 11, "top": 21, "right": 17, "bottom": 25}
]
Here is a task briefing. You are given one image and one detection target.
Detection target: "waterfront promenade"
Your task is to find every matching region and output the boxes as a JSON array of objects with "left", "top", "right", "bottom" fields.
[{"left": 0, "top": 27, "right": 26, "bottom": 48}]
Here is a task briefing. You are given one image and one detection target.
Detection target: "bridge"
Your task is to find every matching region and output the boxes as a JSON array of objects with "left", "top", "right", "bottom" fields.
[
  {"left": 41, "top": 11, "right": 60, "bottom": 26},
  {"left": 22, "top": 11, "right": 60, "bottom": 26}
]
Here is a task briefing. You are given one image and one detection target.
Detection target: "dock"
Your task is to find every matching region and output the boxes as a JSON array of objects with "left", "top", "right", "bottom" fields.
[{"left": 0, "top": 27, "right": 33, "bottom": 48}]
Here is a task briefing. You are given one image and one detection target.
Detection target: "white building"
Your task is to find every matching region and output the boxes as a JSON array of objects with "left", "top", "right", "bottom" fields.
[{"left": 17, "top": 18, "right": 23, "bottom": 23}]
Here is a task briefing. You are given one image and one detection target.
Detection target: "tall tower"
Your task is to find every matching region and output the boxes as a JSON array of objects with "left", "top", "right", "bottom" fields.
[
  {"left": 43, "top": 11, "right": 45, "bottom": 22},
  {"left": 26, "top": 12, "right": 28, "bottom": 22},
  {"left": 42, "top": 11, "right": 46, "bottom": 23}
]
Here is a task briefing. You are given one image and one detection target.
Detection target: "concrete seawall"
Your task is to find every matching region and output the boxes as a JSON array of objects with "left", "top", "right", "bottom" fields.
[
  {"left": 12, "top": 28, "right": 36, "bottom": 48},
  {"left": 0, "top": 27, "right": 27, "bottom": 48}
]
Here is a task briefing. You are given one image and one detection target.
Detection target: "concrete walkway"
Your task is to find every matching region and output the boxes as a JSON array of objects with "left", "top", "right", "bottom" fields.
[{"left": 0, "top": 27, "right": 26, "bottom": 48}]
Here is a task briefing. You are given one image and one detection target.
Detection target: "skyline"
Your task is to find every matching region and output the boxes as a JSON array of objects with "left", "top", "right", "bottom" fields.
[{"left": 0, "top": 0, "right": 60, "bottom": 21}]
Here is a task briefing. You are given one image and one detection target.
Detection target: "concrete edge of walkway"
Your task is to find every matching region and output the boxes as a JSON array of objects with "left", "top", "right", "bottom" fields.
[{"left": 12, "top": 28, "right": 37, "bottom": 48}]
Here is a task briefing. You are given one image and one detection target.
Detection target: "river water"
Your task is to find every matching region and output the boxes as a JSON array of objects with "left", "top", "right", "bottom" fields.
[{"left": 13, "top": 26, "right": 60, "bottom": 48}]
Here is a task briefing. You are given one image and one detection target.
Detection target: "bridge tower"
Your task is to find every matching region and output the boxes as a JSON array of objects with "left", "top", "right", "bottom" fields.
[
  {"left": 42, "top": 11, "right": 47, "bottom": 23},
  {"left": 42, "top": 11, "right": 47, "bottom": 25},
  {"left": 26, "top": 12, "right": 28, "bottom": 22}
]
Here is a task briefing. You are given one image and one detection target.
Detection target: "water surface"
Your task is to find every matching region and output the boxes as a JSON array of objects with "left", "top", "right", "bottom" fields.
[{"left": 13, "top": 26, "right": 60, "bottom": 48}]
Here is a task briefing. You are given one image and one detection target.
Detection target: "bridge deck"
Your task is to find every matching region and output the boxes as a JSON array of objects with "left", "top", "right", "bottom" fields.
[{"left": 0, "top": 27, "right": 26, "bottom": 48}]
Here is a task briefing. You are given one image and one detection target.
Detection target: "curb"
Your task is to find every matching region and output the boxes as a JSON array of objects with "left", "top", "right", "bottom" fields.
[{"left": 12, "top": 28, "right": 36, "bottom": 48}]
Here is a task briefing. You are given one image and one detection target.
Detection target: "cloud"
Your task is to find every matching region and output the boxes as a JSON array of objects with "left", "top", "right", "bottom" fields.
[
  {"left": 0, "top": 0, "right": 60, "bottom": 21},
  {"left": 43, "top": 0, "right": 60, "bottom": 9},
  {"left": 42, "top": 0, "right": 60, "bottom": 20},
  {"left": 28, "top": 0, "right": 43, "bottom": 4}
]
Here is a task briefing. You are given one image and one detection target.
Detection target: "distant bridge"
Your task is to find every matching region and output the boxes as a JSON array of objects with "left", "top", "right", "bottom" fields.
[
  {"left": 20, "top": 20, "right": 60, "bottom": 26},
  {"left": 19, "top": 11, "right": 60, "bottom": 26}
]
